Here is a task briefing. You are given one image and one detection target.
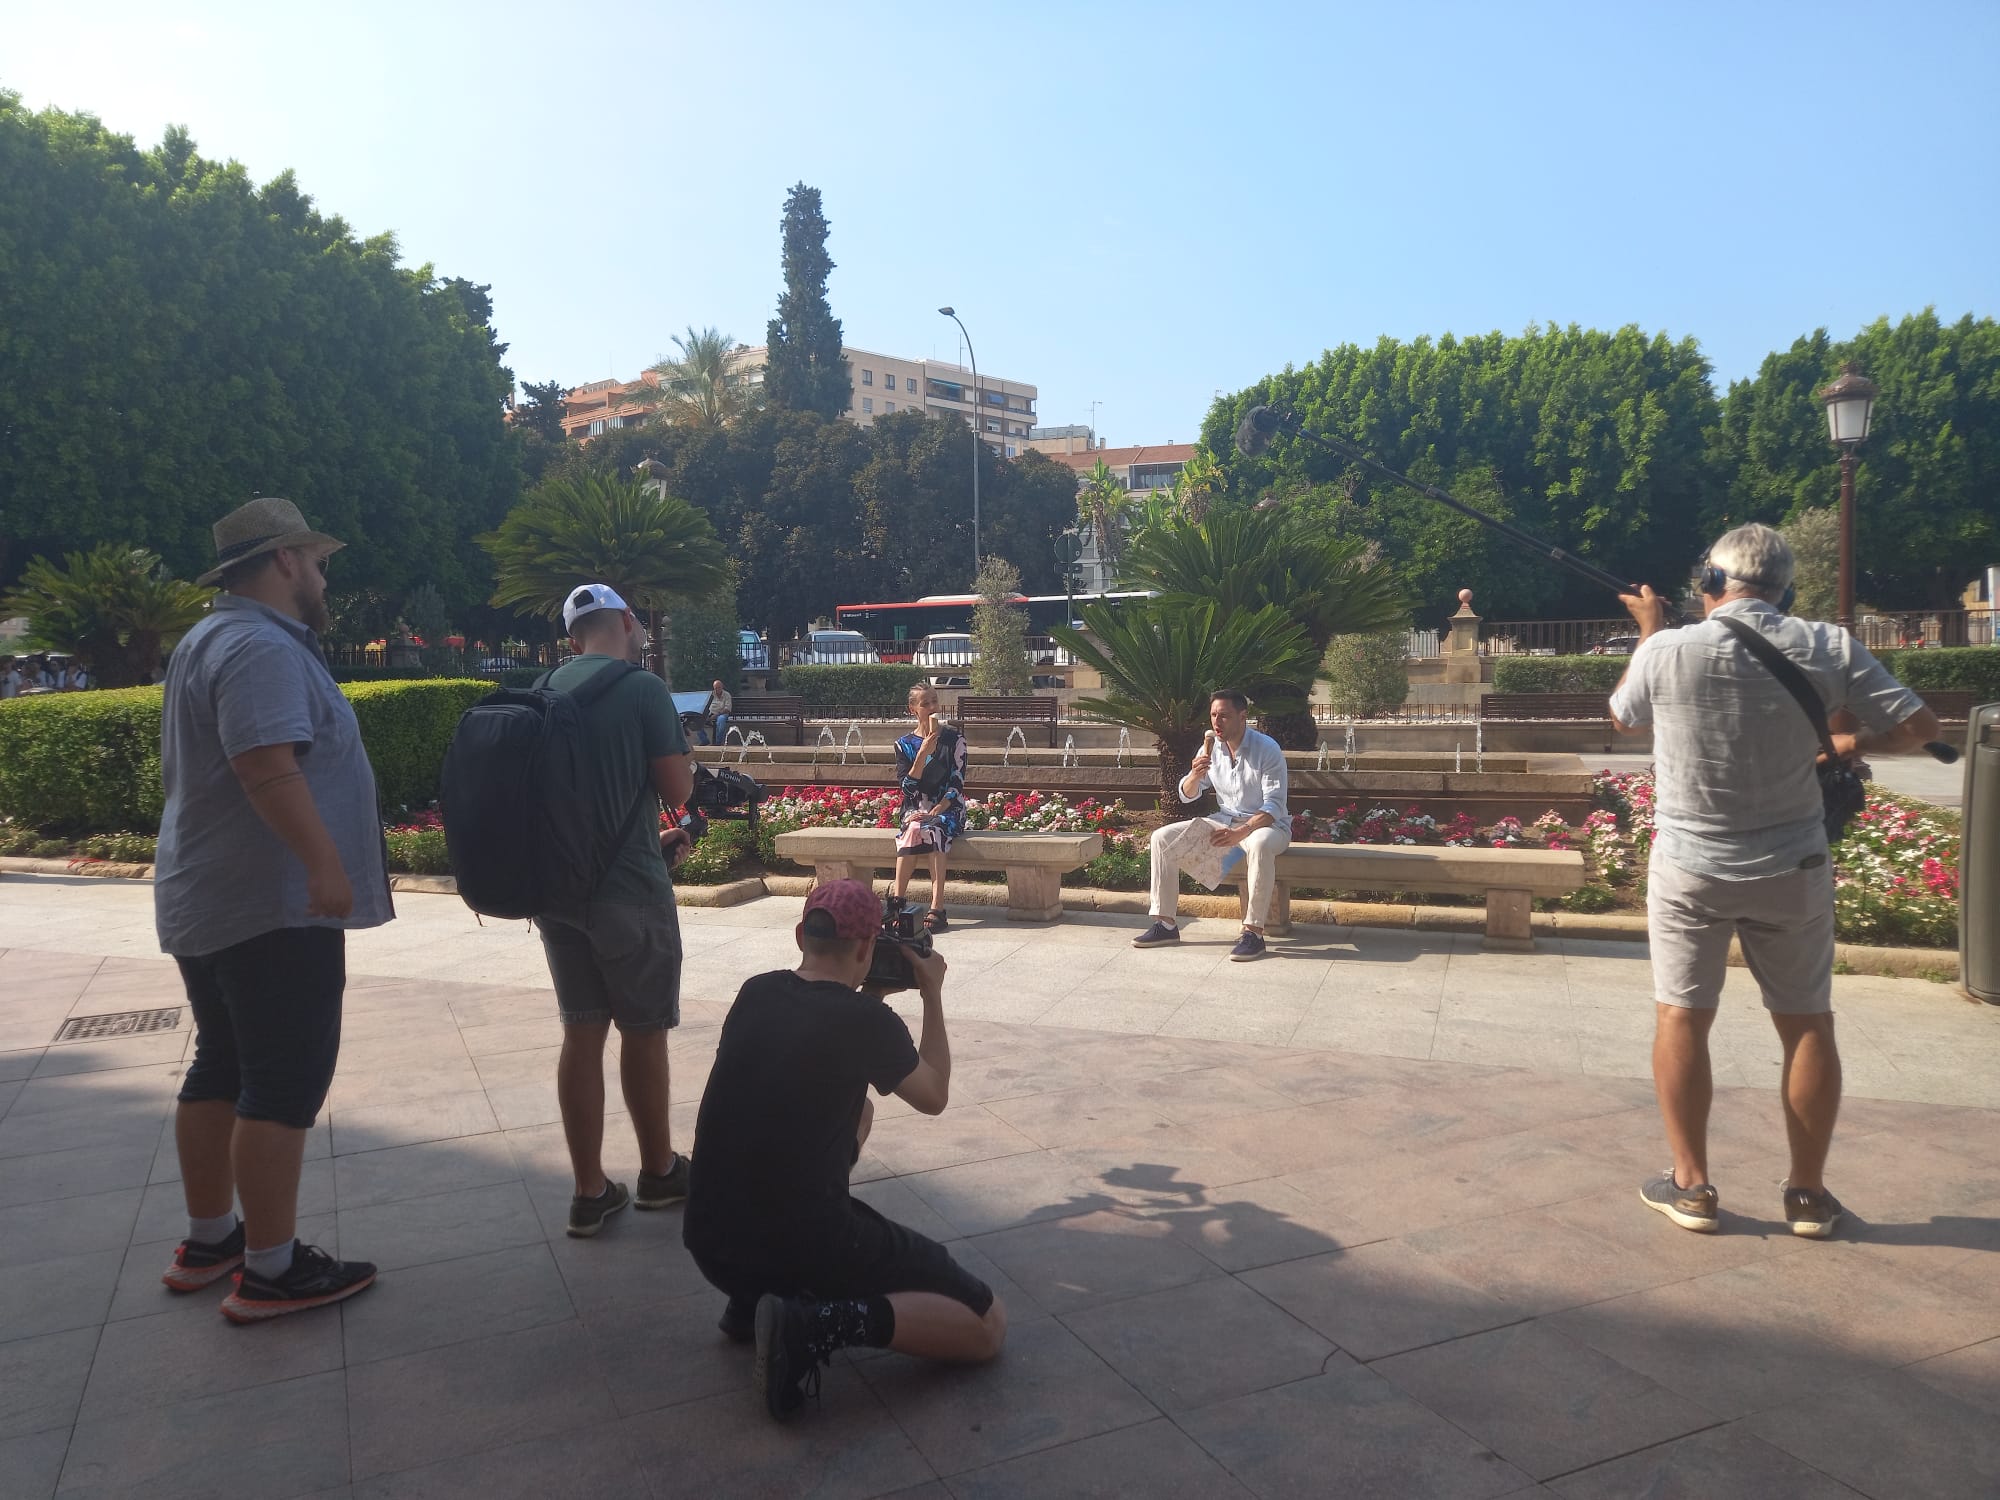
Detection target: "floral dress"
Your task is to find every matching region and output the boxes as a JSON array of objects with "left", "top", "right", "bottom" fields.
[{"left": 894, "top": 726, "right": 968, "bottom": 855}]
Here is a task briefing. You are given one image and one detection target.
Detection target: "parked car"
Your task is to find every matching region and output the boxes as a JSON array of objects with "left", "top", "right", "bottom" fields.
[
  {"left": 912, "top": 632, "right": 977, "bottom": 685},
  {"left": 790, "top": 629, "right": 880, "bottom": 665},
  {"left": 737, "top": 629, "right": 769, "bottom": 671},
  {"left": 1586, "top": 635, "right": 1640, "bottom": 656}
]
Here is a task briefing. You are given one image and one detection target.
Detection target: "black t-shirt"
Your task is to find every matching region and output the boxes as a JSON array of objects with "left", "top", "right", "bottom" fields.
[{"left": 683, "top": 969, "right": 920, "bottom": 1264}]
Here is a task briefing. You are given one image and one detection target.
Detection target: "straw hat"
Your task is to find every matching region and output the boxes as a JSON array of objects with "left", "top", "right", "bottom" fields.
[{"left": 196, "top": 498, "right": 344, "bottom": 587}]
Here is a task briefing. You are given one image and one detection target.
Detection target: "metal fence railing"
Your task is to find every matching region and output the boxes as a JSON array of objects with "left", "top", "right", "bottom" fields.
[
  {"left": 1855, "top": 609, "right": 1998, "bottom": 650},
  {"left": 1478, "top": 618, "right": 1632, "bottom": 657}
]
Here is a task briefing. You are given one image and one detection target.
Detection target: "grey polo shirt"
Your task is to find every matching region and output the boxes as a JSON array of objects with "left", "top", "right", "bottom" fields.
[
  {"left": 1608, "top": 600, "right": 1925, "bottom": 879},
  {"left": 154, "top": 595, "right": 394, "bottom": 956}
]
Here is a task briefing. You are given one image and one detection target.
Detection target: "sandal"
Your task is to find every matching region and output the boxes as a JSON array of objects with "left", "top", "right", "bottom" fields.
[{"left": 923, "top": 908, "right": 949, "bottom": 933}]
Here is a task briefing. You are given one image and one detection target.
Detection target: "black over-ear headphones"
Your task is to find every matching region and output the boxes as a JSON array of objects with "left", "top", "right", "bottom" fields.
[{"left": 1699, "top": 554, "right": 1795, "bottom": 613}]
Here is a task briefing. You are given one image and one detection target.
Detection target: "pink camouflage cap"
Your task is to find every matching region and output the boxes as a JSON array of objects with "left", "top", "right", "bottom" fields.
[{"left": 801, "top": 878, "right": 879, "bottom": 940}]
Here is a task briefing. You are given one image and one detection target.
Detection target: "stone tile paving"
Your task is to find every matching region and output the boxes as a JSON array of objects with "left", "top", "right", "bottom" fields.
[{"left": 0, "top": 872, "right": 1995, "bottom": 1498}]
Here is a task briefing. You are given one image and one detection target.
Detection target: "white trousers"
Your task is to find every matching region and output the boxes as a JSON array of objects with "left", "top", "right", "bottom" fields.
[{"left": 1149, "top": 818, "right": 1292, "bottom": 929}]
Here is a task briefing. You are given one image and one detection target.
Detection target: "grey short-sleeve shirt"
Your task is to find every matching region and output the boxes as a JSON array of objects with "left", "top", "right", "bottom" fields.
[
  {"left": 154, "top": 596, "right": 394, "bottom": 955},
  {"left": 1608, "top": 600, "right": 1926, "bottom": 879}
]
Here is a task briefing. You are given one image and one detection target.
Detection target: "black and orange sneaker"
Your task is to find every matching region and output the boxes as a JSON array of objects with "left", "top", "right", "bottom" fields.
[
  {"left": 161, "top": 1221, "right": 246, "bottom": 1292},
  {"left": 220, "top": 1242, "right": 376, "bottom": 1324}
]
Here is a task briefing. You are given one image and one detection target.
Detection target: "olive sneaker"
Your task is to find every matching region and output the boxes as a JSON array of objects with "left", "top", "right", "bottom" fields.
[
  {"left": 636, "top": 1154, "right": 691, "bottom": 1210},
  {"left": 1640, "top": 1169, "right": 1720, "bottom": 1232},
  {"left": 161, "top": 1221, "right": 246, "bottom": 1292},
  {"left": 1782, "top": 1184, "right": 1844, "bottom": 1239},
  {"left": 220, "top": 1243, "right": 376, "bottom": 1323},
  {"left": 567, "top": 1180, "right": 631, "bottom": 1238}
]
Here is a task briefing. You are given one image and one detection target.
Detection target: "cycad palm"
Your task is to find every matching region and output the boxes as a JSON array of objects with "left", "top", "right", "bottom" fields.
[
  {"left": 1120, "top": 508, "right": 1409, "bottom": 746},
  {"left": 1053, "top": 601, "right": 1318, "bottom": 803},
  {"left": 479, "top": 473, "right": 732, "bottom": 624},
  {"left": 0, "top": 545, "right": 211, "bottom": 688},
  {"left": 646, "top": 326, "right": 754, "bottom": 429}
]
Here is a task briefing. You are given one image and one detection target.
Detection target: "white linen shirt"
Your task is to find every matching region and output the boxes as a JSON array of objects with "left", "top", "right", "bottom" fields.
[
  {"left": 1182, "top": 726, "right": 1290, "bottom": 824},
  {"left": 1608, "top": 600, "right": 1924, "bottom": 879}
]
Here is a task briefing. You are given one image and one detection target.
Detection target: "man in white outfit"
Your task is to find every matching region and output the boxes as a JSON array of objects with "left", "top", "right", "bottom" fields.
[{"left": 1132, "top": 689, "right": 1291, "bottom": 962}]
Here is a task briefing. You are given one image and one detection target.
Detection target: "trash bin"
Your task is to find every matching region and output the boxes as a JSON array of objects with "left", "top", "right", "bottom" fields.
[{"left": 1962, "top": 702, "right": 2000, "bottom": 1004}]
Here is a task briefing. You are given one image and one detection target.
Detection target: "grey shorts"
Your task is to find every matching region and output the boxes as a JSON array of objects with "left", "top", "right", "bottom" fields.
[
  {"left": 538, "top": 900, "right": 682, "bottom": 1033},
  {"left": 1647, "top": 852, "right": 1835, "bottom": 1015}
]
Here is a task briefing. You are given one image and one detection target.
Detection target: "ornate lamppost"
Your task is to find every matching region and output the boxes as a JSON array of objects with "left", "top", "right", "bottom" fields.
[{"left": 1818, "top": 362, "right": 1878, "bottom": 632}]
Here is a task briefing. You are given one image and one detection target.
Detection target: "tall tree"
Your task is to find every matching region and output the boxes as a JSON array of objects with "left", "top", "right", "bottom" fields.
[
  {"left": 1204, "top": 325, "right": 1721, "bottom": 621},
  {"left": 1708, "top": 311, "right": 2000, "bottom": 607},
  {"left": 516, "top": 380, "right": 571, "bottom": 442},
  {"left": 969, "top": 556, "right": 1032, "bottom": 694},
  {"left": 1076, "top": 461, "right": 1132, "bottom": 580},
  {"left": 644, "top": 327, "right": 754, "bottom": 429},
  {"left": 763, "top": 184, "right": 851, "bottom": 419},
  {"left": 0, "top": 97, "right": 522, "bottom": 615}
]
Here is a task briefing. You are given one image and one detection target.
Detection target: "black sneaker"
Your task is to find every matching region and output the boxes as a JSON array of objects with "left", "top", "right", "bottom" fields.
[
  {"left": 1228, "top": 930, "right": 1267, "bottom": 962},
  {"left": 567, "top": 1180, "right": 631, "bottom": 1238},
  {"left": 1131, "top": 920, "right": 1181, "bottom": 948},
  {"left": 220, "top": 1243, "right": 375, "bottom": 1323},
  {"left": 1640, "top": 1169, "right": 1720, "bottom": 1232},
  {"left": 635, "top": 1155, "right": 690, "bottom": 1210},
  {"left": 1783, "top": 1184, "right": 1844, "bottom": 1240},
  {"left": 753, "top": 1295, "right": 833, "bottom": 1421},
  {"left": 718, "top": 1295, "right": 756, "bottom": 1343},
  {"left": 161, "top": 1220, "right": 245, "bottom": 1292}
]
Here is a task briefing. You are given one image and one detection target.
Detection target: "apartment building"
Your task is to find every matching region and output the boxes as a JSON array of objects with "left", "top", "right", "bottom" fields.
[
  {"left": 728, "top": 344, "right": 1039, "bottom": 455},
  {"left": 548, "top": 344, "right": 1038, "bottom": 453},
  {"left": 1043, "top": 439, "right": 1199, "bottom": 592}
]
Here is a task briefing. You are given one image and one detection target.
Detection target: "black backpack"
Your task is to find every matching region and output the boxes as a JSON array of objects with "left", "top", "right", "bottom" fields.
[{"left": 440, "top": 661, "right": 643, "bottom": 920}]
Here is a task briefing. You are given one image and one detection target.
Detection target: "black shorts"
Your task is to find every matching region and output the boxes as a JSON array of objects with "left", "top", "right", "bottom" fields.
[
  {"left": 175, "top": 927, "right": 345, "bottom": 1129},
  {"left": 690, "top": 1200, "right": 993, "bottom": 1316}
]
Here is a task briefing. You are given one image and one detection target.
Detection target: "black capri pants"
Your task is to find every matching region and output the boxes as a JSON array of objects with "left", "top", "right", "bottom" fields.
[
  {"left": 175, "top": 927, "right": 346, "bottom": 1129},
  {"left": 691, "top": 1200, "right": 994, "bottom": 1317}
]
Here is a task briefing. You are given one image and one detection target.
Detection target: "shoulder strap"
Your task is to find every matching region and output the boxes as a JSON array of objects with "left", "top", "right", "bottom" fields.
[{"left": 1713, "top": 615, "right": 1840, "bottom": 763}]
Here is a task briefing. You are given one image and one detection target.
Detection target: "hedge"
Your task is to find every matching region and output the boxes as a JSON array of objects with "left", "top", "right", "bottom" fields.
[
  {"left": 0, "top": 679, "right": 492, "bottom": 834},
  {"left": 1876, "top": 647, "right": 2000, "bottom": 700},
  {"left": 1490, "top": 656, "right": 1628, "bottom": 694},
  {"left": 777, "top": 664, "right": 926, "bottom": 715}
]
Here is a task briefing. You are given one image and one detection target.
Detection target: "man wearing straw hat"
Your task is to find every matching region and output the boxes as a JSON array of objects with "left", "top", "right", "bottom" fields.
[{"left": 153, "top": 497, "right": 386, "bottom": 1321}]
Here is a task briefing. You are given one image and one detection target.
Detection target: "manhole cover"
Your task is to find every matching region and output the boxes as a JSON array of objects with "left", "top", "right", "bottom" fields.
[{"left": 53, "top": 1008, "right": 183, "bottom": 1043}]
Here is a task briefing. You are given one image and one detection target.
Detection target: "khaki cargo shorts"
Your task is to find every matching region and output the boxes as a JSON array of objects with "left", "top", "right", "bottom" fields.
[{"left": 1647, "top": 852, "right": 1835, "bottom": 1016}]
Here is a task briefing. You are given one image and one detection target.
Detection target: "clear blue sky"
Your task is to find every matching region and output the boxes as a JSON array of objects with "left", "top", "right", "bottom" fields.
[{"left": 10, "top": 2, "right": 1997, "bottom": 444}]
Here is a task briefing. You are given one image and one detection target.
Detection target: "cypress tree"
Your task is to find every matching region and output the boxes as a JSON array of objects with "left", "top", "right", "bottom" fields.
[{"left": 764, "top": 183, "right": 851, "bottom": 419}]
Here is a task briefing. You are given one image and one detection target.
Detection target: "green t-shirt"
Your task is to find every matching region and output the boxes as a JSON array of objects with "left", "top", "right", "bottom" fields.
[{"left": 545, "top": 655, "right": 689, "bottom": 905}]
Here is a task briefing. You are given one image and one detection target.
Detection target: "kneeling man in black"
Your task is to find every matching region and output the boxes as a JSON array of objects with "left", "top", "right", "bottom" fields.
[{"left": 683, "top": 878, "right": 1008, "bottom": 1420}]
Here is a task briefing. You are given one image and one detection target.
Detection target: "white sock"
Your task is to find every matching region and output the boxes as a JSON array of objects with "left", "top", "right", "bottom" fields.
[
  {"left": 188, "top": 1213, "right": 237, "bottom": 1246},
  {"left": 244, "top": 1239, "right": 296, "bottom": 1280}
]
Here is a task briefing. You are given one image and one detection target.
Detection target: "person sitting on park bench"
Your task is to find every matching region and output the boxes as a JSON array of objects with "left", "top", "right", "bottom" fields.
[
  {"left": 682, "top": 878, "right": 1007, "bottom": 1421},
  {"left": 1132, "top": 687, "right": 1292, "bottom": 962}
]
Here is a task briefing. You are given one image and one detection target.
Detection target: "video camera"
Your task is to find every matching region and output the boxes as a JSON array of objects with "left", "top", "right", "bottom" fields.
[{"left": 864, "top": 891, "right": 935, "bottom": 994}]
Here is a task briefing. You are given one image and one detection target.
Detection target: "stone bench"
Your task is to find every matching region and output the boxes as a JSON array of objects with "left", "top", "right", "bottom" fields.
[
  {"left": 773, "top": 828, "right": 1103, "bottom": 921},
  {"left": 1217, "top": 843, "right": 1586, "bottom": 951}
]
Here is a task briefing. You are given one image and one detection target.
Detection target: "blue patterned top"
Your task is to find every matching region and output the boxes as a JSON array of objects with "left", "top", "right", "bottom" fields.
[{"left": 895, "top": 726, "right": 968, "bottom": 844}]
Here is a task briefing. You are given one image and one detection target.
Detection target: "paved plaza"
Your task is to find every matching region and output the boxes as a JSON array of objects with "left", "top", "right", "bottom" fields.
[{"left": 0, "top": 874, "right": 1996, "bottom": 1498}]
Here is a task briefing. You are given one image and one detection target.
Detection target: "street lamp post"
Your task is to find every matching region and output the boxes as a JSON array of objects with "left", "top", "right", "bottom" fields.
[
  {"left": 938, "top": 306, "right": 979, "bottom": 581},
  {"left": 1818, "top": 361, "right": 1878, "bottom": 633}
]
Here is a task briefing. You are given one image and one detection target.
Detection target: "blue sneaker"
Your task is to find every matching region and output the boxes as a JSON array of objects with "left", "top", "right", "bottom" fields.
[
  {"left": 1228, "top": 930, "right": 1266, "bottom": 962},
  {"left": 1131, "top": 920, "right": 1181, "bottom": 948}
]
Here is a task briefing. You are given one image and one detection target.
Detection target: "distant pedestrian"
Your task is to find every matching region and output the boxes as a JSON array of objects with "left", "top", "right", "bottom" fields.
[
  {"left": 1612, "top": 523, "right": 1940, "bottom": 1240},
  {"left": 154, "top": 497, "right": 387, "bottom": 1321},
  {"left": 0, "top": 660, "right": 19, "bottom": 698},
  {"left": 705, "top": 678, "right": 733, "bottom": 746},
  {"left": 537, "top": 583, "right": 697, "bottom": 1238}
]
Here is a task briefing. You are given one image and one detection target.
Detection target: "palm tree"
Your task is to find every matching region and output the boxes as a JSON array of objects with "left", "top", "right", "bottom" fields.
[
  {"left": 644, "top": 326, "right": 755, "bottom": 429},
  {"left": 1052, "top": 600, "right": 1318, "bottom": 805},
  {"left": 0, "top": 545, "right": 211, "bottom": 688},
  {"left": 479, "top": 474, "right": 732, "bottom": 656},
  {"left": 1076, "top": 460, "right": 1132, "bottom": 581},
  {"left": 1119, "top": 508, "right": 1410, "bottom": 747}
]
